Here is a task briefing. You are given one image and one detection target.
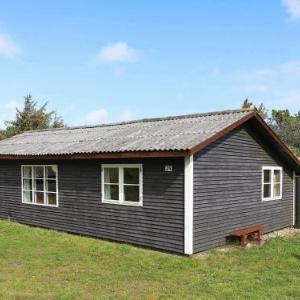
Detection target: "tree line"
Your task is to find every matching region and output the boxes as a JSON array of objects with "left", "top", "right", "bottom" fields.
[
  {"left": 242, "top": 99, "right": 300, "bottom": 157},
  {"left": 0, "top": 95, "right": 299, "bottom": 158}
]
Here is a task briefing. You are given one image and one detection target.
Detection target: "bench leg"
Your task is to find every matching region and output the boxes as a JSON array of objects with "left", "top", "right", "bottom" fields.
[
  {"left": 240, "top": 234, "right": 247, "bottom": 247},
  {"left": 253, "top": 231, "right": 261, "bottom": 242}
]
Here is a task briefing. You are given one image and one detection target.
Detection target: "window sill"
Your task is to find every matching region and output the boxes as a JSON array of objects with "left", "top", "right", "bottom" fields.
[
  {"left": 262, "top": 197, "right": 282, "bottom": 202},
  {"left": 22, "top": 201, "right": 58, "bottom": 208},
  {"left": 101, "top": 200, "right": 143, "bottom": 207}
]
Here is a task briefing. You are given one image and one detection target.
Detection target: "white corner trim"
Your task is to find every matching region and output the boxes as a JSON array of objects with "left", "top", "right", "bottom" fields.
[
  {"left": 293, "top": 171, "right": 296, "bottom": 226},
  {"left": 184, "top": 155, "right": 193, "bottom": 255}
]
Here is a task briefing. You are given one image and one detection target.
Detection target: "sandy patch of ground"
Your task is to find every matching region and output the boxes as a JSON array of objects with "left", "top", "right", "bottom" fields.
[{"left": 262, "top": 227, "right": 300, "bottom": 240}]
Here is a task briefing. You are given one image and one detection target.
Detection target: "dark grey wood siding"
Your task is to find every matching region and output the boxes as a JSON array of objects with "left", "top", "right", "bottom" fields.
[
  {"left": 296, "top": 177, "right": 300, "bottom": 228},
  {"left": 193, "top": 124, "right": 293, "bottom": 253},
  {"left": 0, "top": 158, "right": 184, "bottom": 253}
]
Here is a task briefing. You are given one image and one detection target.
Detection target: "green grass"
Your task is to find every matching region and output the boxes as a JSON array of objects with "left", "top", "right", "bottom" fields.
[{"left": 0, "top": 221, "right": 299, "bottom": 299}]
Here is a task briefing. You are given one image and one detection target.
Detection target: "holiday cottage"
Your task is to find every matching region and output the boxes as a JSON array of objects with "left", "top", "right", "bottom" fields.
[{"left": 0, "top": 108, "right": 299, "bottom": 254}]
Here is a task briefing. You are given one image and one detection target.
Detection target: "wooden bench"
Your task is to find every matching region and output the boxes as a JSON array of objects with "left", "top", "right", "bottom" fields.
[{"left": 230, "top": 225, "right": 263, "bottom": 246}]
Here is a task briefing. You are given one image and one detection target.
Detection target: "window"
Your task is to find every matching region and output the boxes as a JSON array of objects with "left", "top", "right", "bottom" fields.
[
  {"left": 101, "top": 164, "right": 143, "bottom": 206},
  {"left": 262, "top": 166, "right": 282, "bottom": 201},
  {"left": 22, "top": 165, "right": 58, "bottom": 207}
]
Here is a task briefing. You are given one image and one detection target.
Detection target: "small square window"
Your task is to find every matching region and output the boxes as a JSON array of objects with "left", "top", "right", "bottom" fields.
[{"left": 262, "top": 167, "right": 282, "bottom": 201}]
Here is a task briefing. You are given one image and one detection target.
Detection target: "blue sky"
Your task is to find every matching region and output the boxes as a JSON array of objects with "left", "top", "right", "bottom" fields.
[{"left": 0, "top": 0, "right": 300, "bottom": 127}]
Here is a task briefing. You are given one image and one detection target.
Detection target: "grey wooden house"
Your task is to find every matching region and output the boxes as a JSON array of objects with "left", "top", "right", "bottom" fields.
[{"left": 0, "top": 108, "right": 299, "bottom": 254}]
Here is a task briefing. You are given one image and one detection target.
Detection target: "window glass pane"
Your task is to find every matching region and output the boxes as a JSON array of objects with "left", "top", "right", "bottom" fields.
[
  {"left": 263, "top": 184, "right": 271, "bottom": 198},
  {"left": 23, "top": 179, "right": 32, "bottom": 190},
  {"left": 263, "top": 170, "right": 271, "bottom": 183},
  {"left": 23, "top": 191, "right": 33, "bottom": 203},
  {"left": 23, "top": 166, "right": 32, "bottom": 178},
  {"left": 273, "top": 183, "right": 281, "bottom": 197},
  {"left": 273, "top": 170, "right": 281, "bottom": 183},
  {"left": 104, "top": 168, "right": 119, "bottom": 183},
  {"left": 104, "top": 184, "right": 119, "bottom": 200},
  {"left": 124, "top": 168, "right": 139, "bottom": 184},
  {"left": 47, "top": 193, "right": 57, "bottom": 205},
  {"left": 35, "top": 179, "right": 44, "bottom": 191},
  {"left": 34, "top": 166, "right": 44, "bottom": 179},
  {"left": 124, "top": 185, "right": 140, "bottom": 202},
  {"left": 46, "top": 166, "right": 57, "bottom": 179},
  {"left": 35, "top": 192, "right": 44, "bottom": 204},
  {"left": 46, "top": 180, "right": 56, "bottom": 192}
]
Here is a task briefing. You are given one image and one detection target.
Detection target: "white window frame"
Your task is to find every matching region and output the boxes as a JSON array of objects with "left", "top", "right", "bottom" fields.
[
  {"left": 21, "top": 165, "right": 59, "bottom": 207},
  {"left": 101, "top": 164, "right": 143, "bottom": 206},
  {"left": 262, "top": 166, "right": 283, "bottom": 201}
]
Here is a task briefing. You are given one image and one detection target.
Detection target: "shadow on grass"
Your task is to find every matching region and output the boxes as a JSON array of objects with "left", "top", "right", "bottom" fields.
[{"left": 292, "top": 253, "right": 300, "bottom": 260}]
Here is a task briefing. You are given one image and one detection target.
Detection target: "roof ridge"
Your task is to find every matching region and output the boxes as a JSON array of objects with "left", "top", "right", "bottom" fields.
[{"left": 23, "top": 108, "right": 254, "bottom": 134}]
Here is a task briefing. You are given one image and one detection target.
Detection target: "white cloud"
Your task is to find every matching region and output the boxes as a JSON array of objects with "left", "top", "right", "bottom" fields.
[
  {"left": 83, "top": 109, "right": 108, "bottom": 125},
  {"left": 119, "top": 110, "right": 134, "bottom": 121},
  {"left": 95, "top": 42, "right": 139, "bottom": 63},
  {"left": 254, "top": 61, "right": 300, "bottom": 79},
  {"left": 0, "top": 34, "right": 21, "bottom": 59},
  {"left": 278, "top": 89, "right": 300, "bottom": 107},
  {"left": 282, "top": 0, "right": 300, "bottom": 20},
  {"left": 232, "top": 60, "right": 300, "bottom": 112}
]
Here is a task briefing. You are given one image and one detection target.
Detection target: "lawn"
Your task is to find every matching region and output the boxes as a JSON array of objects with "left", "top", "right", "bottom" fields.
[{"left": 0, "top": 221, "right": 299, "bottom": 300}]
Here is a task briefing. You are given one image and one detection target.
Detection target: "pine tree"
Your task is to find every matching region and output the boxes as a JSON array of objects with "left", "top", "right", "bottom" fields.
[
  {"left": 241, "top": 99, "right": 268, "bottom": 120},
  {"left": 242, "top": 98, "right": 253, "bottom": 109},
  {"left": 241, "top": 98, "right": 300, "bottom": 157},
  {"left": 3, "top": 94, "right": 64, "bottom": 138}
]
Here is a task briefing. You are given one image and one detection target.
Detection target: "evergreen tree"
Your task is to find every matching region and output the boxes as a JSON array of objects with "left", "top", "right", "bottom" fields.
[
  {"left": 270, "top": 109, "right": 300, "bottom": 150},
  {"left": 2, "top": 94, "right": 64, "bottom": 138},
  {"left": 241, "top": 98, "right": 268, "bottom": 120},
  {"left": 241, "top": 99, "right": 300, "bottom": 157},
  {"left": 242, "top": 98, "right": 253, "bottom": 109}
]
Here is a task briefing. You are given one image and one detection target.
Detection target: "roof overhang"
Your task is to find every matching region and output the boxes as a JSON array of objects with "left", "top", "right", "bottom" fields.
[{"left": 0, "top": 150, "right": 190, "bottom": 160}]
